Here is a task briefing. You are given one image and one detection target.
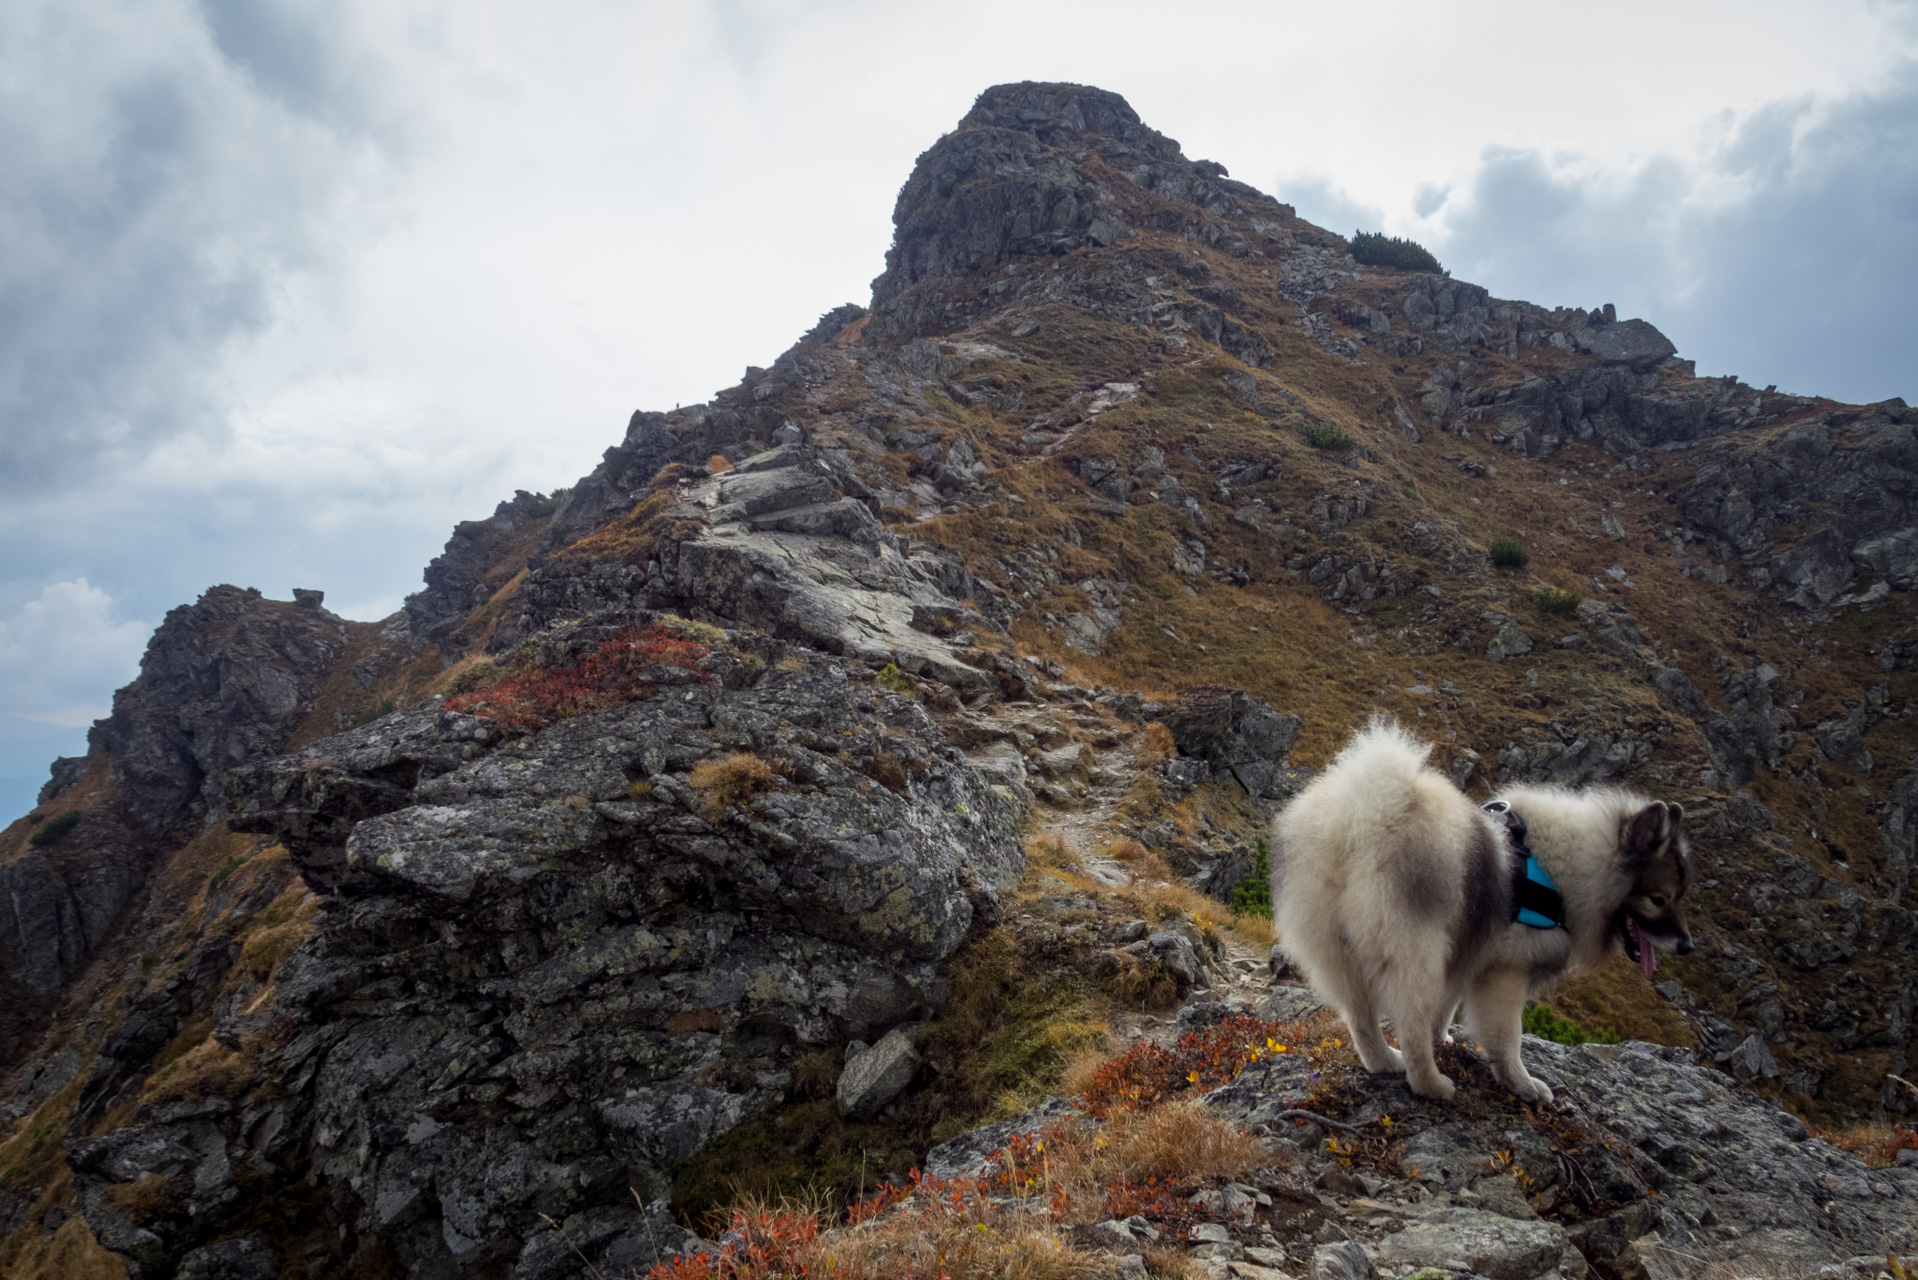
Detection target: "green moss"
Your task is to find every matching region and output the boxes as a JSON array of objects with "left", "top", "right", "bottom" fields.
[{"left": 1522, "top": 1002, "right": 1619, "bottom": 1046}]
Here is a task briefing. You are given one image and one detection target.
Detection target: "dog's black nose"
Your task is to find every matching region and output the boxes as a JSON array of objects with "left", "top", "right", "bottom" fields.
[{"left": 1675, "top": 935, "right": 1694, "bottom": 956}]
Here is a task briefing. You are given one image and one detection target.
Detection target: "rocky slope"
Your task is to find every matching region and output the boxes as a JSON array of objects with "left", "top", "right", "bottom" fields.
[{"left": 0, "top": 79, "right": 1914, "bottom": 1279}]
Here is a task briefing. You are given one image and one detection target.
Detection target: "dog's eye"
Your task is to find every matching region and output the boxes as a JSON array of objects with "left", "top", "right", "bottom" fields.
[{"left": 1650, "top": 894, "right": 1668, "bottom": 908}]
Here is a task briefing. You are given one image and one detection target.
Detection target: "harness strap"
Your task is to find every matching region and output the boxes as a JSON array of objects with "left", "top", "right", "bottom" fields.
[{"left": 1483, "top": 800, "right": 1567, "bottom": 930}]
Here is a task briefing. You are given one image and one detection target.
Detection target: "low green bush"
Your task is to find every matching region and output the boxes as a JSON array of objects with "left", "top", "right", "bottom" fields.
[
  {"left": 1303, "top": 424, "right": 1356, "bottom": 452},
  {"left": 1534, "top": 588, "right": 1583, "bottom": 616},
  {"left": 28, "top": 810, "right": 81, "bottom": 848},
  {"left": 1350, "top": 230, "right": 1444, "bottom": 274},
  {"left": 1489, "top": 537, "right": 1530, "bottom": 569}
]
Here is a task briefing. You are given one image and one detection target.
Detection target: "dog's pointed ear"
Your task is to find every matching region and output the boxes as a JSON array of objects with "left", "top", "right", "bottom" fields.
[
  {"left": 1662, "top": 801, "right": 1685, "bottom": 827},
  {"left": 1624, "top": 802, "right": 1671, "bottom": 865}
]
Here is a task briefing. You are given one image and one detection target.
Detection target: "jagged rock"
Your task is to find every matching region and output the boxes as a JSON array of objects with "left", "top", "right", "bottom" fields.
[
  {"left": 1881, "top": 770, "right": 1918, "bottom": 904},
  {"left": 193, "top": 635, "right": 1024, "bottom": 1278},
  {"left": 837, "top": 1029, "right": 922, "bottom": 1118},
  {"left": 923, "top": 1097, "right": 1079, "bottom": 1180},
  {"left": 1308, "top": 1240, "right": 1375, "bottom": 1280},
  {"left": 1148, "top": 931, "right": 1205, "bottom": 985},
  {"left": 1815, "top": 703, "right": 1878, "bottom": 772},
  {"left": 96, "top": 585, "right": 350, "bottom": 828},
  {"left": 406, "top": 490, "right": 565, "bottom": 642},
  {"left": 37, "top": 754, "right": 85, "bottom": 805},
  {"left": 1855, "top": 527, "right": 1918, "bottom": 589},
  {"left": 1163, "top": 686, "right": 1305, "bottom": 802},
  {"left": 1483, "top": 623, "right": 1533, "bottom": 661},
  {"left": 1570, "top": 316, "right": 1676, "bottom": 367},
  {"left": 1498, "top": 728, "right": 1650, "bottom": 787},
  {"left": 1206, "top": 1037, "right": 1918, "bottom": 1264},
  {"left": 1377, "top": 1208, "right": 1563, "bottom": 1280},
  {"left": 176, "top": 1238, "right": 276, "bottom": 1280}
]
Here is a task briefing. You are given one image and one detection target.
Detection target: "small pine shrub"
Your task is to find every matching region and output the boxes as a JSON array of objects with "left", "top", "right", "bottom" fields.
[
  {"left": 1229, "top": 840, "right": 1273, "bottom": 919},
  {"left": 877, "top": 662, "right": 916, "bottom": 696},
  {"left": 28, "top": 810, "right": 81, "bottom": 848},
  {"left": 1350, "top": 230, "right": 1444, "bottom": 274},
  {"left": 1489, "top": 537, "right": 1530, "bottom": 570},
  {"left": 1303, "top": 424, "right": 1357, "bottom": 452},
  {"left": 1534, "top": 587, "right": 1583, "bottom": 617},
  {"left": 1522, "top": 1003, "right": 1619, "bottom": 1046}
]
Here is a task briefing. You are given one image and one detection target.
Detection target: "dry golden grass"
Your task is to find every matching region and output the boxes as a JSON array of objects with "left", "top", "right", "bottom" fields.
[
  {"left": 140, "top": 1037, "right": 259, "bottom": 1109},
  {"left": 104, "top": 1172, "right": 180, "bottom": 1220},
  {"left": 707, "top": 453, "right": 734, "bottom": 473},
  {"left": 0, "top": 1209, "right": 128, "bottom": 1280},
  {"left": 1140, "top": 722, "right": 1177, "bottom": 758},
  {"left": 1071, "top": 1101, "right": 1268, "bottom": 1186},
  {"left": 822, "top": 1212, "right": 1085, "bottom": 1280},
  {"left": 689, "top": 752, "right": 779, "bottom": 816}
]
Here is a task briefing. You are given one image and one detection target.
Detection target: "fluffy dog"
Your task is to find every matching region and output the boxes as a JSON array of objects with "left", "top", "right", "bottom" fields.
[{"left": 1270, "top": 720, "right": 1693, "bottom": 1102}]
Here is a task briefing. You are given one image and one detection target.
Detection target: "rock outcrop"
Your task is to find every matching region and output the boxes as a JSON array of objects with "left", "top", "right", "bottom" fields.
[
  {"left": 94, "top": 585, "right": 352, "bottom": 829},
  {"left": 61, "top": 617, "right": 1025, "bottom": 1277}
]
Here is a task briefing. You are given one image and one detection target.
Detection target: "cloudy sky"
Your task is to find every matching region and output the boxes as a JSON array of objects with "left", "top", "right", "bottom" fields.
[{"left": 2, "top": 0, "right": 1914, "bottom": 818}]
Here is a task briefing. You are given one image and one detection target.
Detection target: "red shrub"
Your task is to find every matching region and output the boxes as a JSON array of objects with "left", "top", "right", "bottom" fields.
[
  {"left": 445, "top": 625, "right": 713, "bottom": 735},
  {"left": 1080, "top": 1015, "right": 1298, "bottom": 1119}
]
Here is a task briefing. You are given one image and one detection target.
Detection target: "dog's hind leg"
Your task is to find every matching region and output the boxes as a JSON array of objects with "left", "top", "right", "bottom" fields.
[
  {"left": 1386, "top": 990, "right": 1456, "bottom": 1100},
  {"left": 1314, "top": 955, "right": 1402, "bottom": 1074},
  {"left": 1464, "top": 967, "right": 1552, "bottom": 1104}
]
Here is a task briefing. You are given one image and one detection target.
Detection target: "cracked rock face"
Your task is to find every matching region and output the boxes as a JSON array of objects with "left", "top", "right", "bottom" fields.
[
  {"left": 1203, "top": 1032, "right": 1918, "bottom": 1269},
  {"left": 66, "top": 626, "right": 1028, "bottom": 1279}
]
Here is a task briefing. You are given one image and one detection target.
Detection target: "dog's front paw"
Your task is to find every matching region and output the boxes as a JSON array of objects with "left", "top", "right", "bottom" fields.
[
  {"left": 1410, "top": 1072, "right": 1456, "bottom": 1102},
  {"left": 1510, "top": 1076, "right": 1553, "bottom": 1105}
]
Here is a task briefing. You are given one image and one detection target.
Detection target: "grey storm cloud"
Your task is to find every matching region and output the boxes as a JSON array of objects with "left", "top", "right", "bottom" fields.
[
  {"left": 1429, "top": 61, "right": 1918, "bottom": 404},
  {"left": 0, "top": 0, "right": 391, "bottom": 496}
]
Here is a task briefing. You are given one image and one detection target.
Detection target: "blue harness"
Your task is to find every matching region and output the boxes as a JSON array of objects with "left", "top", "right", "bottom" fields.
[{"left": 1483, "top": 800, "right": 1566, "bottom": 930}]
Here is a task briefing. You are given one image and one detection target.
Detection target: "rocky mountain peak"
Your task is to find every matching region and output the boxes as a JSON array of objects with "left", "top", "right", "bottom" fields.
[{"left": 957, "top": 80, "right": 1152, "bottom": 144}]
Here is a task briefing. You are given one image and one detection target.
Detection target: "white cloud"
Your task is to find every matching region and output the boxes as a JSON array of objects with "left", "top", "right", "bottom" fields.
[
  {"left": 0, "top": 579, "right": 149, "bottom": 717},
  {"left": 1422, "top": 62, "right": 1918, "bottom": 402}
]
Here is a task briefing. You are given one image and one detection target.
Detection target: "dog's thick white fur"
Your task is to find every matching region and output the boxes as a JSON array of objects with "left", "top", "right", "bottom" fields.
[{"left": 1271, "top": 719, "right": 1692, "bottom": 1103}]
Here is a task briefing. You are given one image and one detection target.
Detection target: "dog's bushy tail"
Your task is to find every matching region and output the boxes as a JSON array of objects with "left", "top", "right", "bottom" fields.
[{"left": 1316, "top": 716, "right": 1434, "bottom": 838}]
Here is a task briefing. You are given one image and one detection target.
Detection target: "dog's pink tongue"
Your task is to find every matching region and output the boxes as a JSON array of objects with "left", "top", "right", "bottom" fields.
[{"left": 1633, "top": 919, "right": 1657, "bottom": 979}]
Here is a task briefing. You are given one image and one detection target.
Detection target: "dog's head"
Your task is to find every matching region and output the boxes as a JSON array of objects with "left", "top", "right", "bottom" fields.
[{"left": 1613, "top": 800, "right": 1694, "bottom": 977}]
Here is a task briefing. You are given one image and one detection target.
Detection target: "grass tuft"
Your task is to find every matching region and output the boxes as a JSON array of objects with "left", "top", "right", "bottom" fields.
[
  {"left": 1533, "top": 587, "right": 1583, "bottom": 617},
  {"left": 689, "top": 752, "right": 779, "bottom": 816}
]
